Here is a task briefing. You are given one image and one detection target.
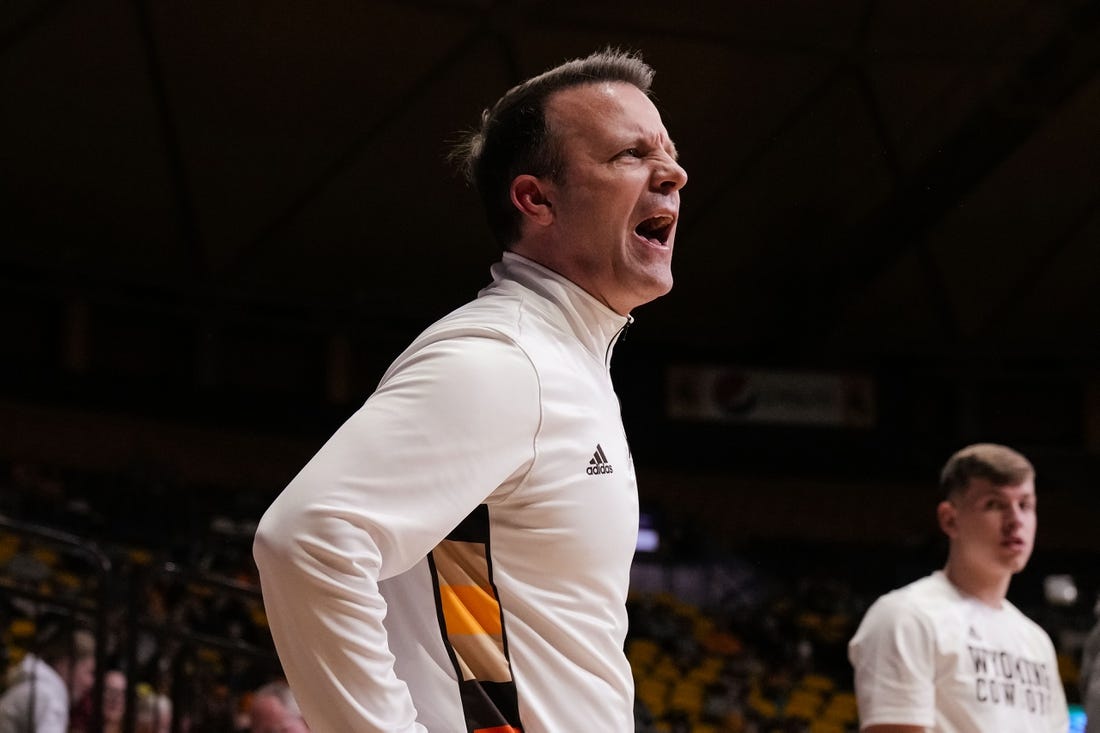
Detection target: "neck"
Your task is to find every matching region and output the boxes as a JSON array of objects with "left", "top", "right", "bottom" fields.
[{"left": 943, "top": 555, "right": 1011, "bottom": 608}]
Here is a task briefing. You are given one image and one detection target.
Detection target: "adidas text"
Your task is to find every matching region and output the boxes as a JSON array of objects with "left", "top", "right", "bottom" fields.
[{"left": 586, "top": 464, "right": 614, "bottom": 475}]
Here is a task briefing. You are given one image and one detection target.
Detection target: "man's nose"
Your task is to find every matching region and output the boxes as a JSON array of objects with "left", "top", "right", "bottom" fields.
[{"left": 654, "top": 155, "right": 688, "bottom": 192}]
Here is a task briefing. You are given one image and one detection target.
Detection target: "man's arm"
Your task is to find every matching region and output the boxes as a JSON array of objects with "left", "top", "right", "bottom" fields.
[
  {"left": 848, "top": 593, "right": 937, "bottom": 732},
  {"left": 254, "top": 336, "right": 540, "bottom": 733}
]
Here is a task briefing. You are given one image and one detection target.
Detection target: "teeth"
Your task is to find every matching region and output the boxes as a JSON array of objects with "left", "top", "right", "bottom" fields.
[{"left": 637, "top": 215, "right": 674, "bottom": 235}]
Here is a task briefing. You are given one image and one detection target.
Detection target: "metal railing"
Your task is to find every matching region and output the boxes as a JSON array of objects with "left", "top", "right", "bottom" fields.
[
  {"left": 0, "top": 515, "right": 280, "bottom": 733},
  {"left": 0, "top": 514, "right": 113, "bottom": 731}
]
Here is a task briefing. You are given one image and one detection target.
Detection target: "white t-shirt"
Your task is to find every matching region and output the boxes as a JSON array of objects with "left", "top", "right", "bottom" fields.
[{"left": 849, "top": 571, "right": 1068, "bottom": 732}]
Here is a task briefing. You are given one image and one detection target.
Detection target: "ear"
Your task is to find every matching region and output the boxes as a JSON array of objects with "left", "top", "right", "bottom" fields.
[
  {"left": 510, "top": 174, "right": 554, "bottom": 228},
  {"left": 937, "top": 500, "right": 958, "bottom": 538}
]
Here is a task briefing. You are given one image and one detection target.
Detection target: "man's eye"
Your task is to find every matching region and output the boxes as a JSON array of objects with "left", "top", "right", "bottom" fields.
[{"left": 619, "top": 148, "right": 642, "bottom": 158}]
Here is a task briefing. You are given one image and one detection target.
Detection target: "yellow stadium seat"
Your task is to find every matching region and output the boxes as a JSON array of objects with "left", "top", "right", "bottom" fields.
[
  {"left": 55, "top": 571, "right": 81, "bottom": 590},
  {"left": 30, "top": 547, "right": 59, "bottom": 567},
  {"left": 1058, "top": 652, "right": 1079, "bottom": 686},
  {"left": 636, "top": 676, "right": 668, "bottom": 717},
  {"left": 628, "top": 638, "right": 661, "bottom": 667},
  {"left": 801, "top": 673, "right": 836, "bottom": 693},
  {"left": 653, "top": 657, "right": 681, "bottom": 682},
  {"left": 821, "top": 691, "right": 858, "bottom": 724},
  {"left": 128, "top": 548, "right": 154, "bottom": 565},
  {"left": 10, "top": 619, "right": 35, "bottom": 637},
  {"left": 810, "top": 720, "right": 845, "bottom": 733},
  {"left": 669, "top": 680, "right": 704, "bottom": 713}
]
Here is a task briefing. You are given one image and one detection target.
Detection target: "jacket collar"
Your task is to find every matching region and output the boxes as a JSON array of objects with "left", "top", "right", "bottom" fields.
[{"left": 485, "top": 252, "right": 632, "bottom": 366}]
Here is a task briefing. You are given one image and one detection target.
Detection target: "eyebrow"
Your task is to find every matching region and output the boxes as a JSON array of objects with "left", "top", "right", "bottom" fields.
[
  {"left": 626, "top": 133, "right": 679, "bottom": 161},
  {"left": 653, "top": 131, "right": 679, "bottom": 161},
  {"left": 976, "top": 487, "right": 1035, "bottom": 500}
]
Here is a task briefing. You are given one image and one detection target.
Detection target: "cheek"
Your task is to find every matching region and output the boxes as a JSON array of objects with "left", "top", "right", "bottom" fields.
[{"left": 960, "top": 514, "right": 998, "bottom": 538}]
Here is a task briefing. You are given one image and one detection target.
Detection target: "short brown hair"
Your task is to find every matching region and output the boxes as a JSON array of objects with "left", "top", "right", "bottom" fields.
[
  {"left": 451, "top": 47, "right": 655, "bottom": 249},
  {"left": 939, "top": 443, "right": 1034, "bottom": 498},
  {"left": 37, "top": 625, "right": 95, "bottom": 665}
]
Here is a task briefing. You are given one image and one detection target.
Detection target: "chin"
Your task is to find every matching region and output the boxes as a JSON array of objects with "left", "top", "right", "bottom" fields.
[
  {"left": 618, "top": 273, "right": 671, "bottom": 310},
  {"left": 632, "top": 286, "right": 672, "bottom": 311},
  {"left": 645, "top": 270, "right": 674, "bottom": 298},
  {"left": 650, "top": 278, "right": 673, "bottom": 301},
  {"left": 1002, "top": 554, "right": 1032, "bottom": 574}
]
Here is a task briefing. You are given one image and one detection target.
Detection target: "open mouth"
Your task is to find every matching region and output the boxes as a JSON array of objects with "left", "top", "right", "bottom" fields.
[{"left": 634, "top": 214, "right": 674, "bottom": 245}]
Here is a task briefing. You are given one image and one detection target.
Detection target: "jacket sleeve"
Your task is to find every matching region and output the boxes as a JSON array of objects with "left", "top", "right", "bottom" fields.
[{"left": 253, "top": 334, "right": 540, "bottom": 733}]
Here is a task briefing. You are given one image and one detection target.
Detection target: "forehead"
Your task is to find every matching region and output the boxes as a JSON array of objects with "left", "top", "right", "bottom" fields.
[
  {"left": 961, "top": 475, "right": 1036, "bottom": 500},
  {"left": 546, "top": 82, "right": 669, "bottom": 144}
]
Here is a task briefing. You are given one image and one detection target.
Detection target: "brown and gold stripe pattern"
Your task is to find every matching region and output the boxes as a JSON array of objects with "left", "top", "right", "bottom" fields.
[{"left": 428, "top": 504, "right": 523, "bottom": 733}]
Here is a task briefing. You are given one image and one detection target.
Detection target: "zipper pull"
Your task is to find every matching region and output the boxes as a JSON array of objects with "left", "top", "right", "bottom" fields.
[
  {"left": 605, "top": 317, "right": 633, "bottom": 365},
  {"left": 617, "top": 318, "right": 631, "bottom": 344}
]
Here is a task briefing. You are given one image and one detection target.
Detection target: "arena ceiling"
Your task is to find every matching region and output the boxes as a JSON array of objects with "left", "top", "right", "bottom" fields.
[{"left": 3, "top": 0, "right": 1100, "bottom": 477}]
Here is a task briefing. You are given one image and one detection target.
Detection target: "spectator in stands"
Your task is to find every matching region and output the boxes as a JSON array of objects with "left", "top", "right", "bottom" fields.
[
  {"left": 70, "top": 668, "right": 126, "bottom": 733},
  {"left": 849, "top": 443, "right": 1068, "bottom": 732},
  {"left": 0, "top": 625, "right": 96, "bottom": 732},
  {"left": 101, "top": 669, "right": 127, "bottom": 733},
  {"left": 134, "top": 686, "right": 172, "bottom": 733},
  {"left": 249, "top": 680, "right": 308, "bottom": 733}
]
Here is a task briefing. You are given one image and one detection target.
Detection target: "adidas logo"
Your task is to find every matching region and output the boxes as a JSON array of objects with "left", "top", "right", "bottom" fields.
[{"left": 586, "top": 444, "right": 614, "bottom": 475}]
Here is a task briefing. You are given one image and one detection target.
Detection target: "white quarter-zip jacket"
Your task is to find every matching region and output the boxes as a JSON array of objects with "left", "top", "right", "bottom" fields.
[{"left": 254, "top": 252, "right": 640, "bottom": 732}]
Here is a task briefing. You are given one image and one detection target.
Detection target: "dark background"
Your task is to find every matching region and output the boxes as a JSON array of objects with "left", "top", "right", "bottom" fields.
[{"left": 3, "top": 0, "right": 1100, "bottom": 554}]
